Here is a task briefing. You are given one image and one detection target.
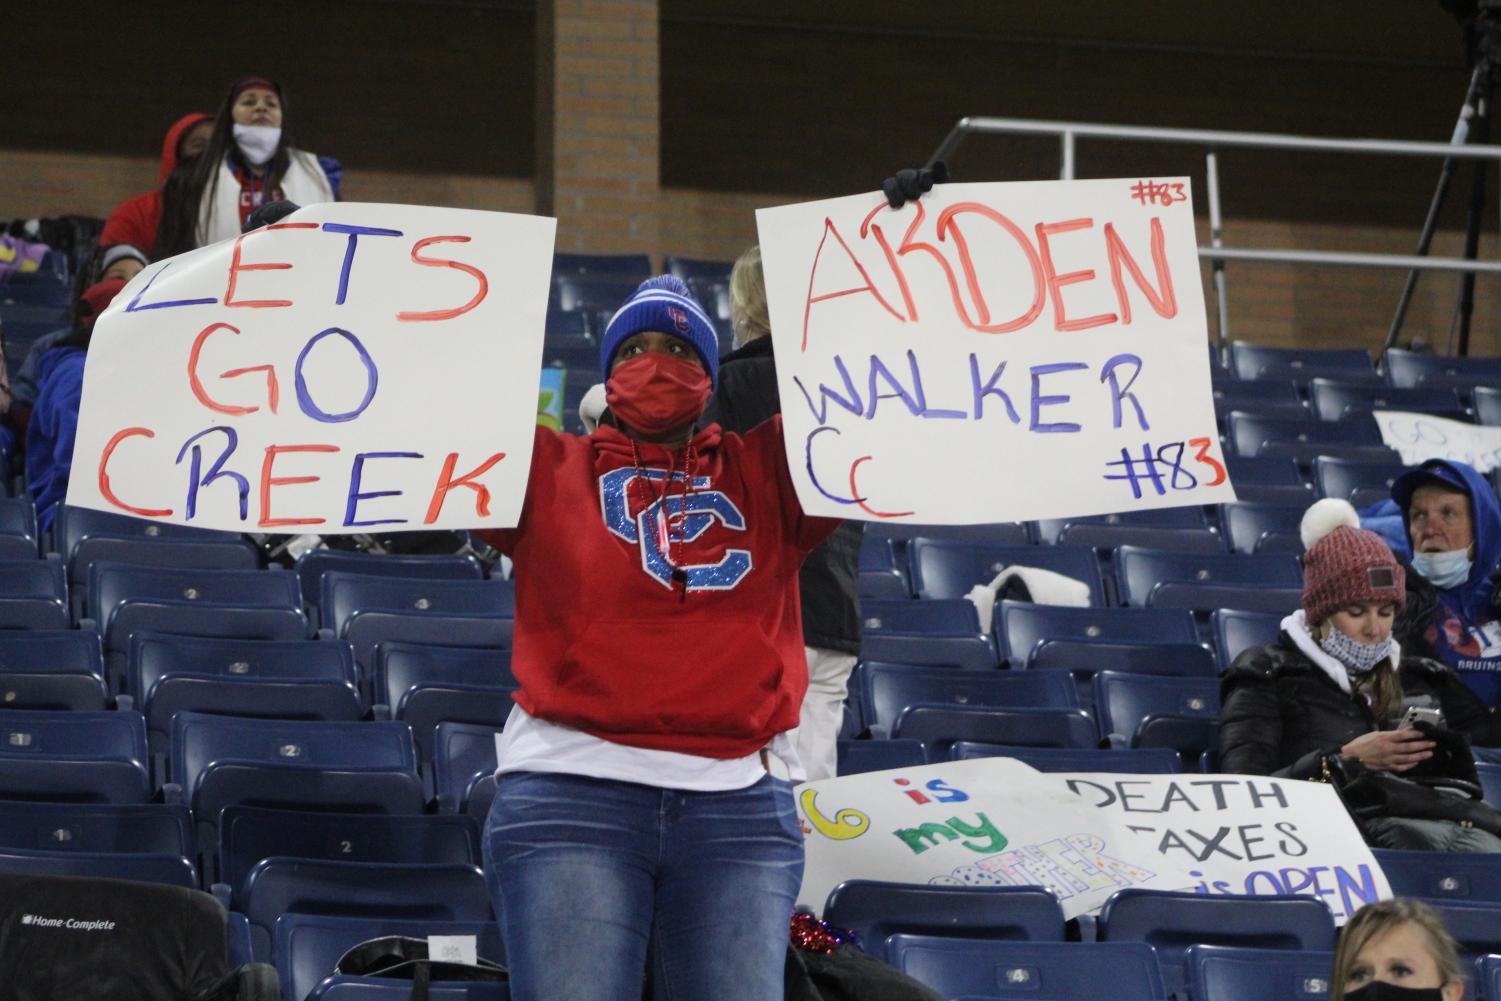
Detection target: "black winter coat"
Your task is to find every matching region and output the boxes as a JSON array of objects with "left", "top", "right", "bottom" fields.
[
  {"left": 703, "top": 336, "right": 863, "bottom": 655},
  {"left": 1219, "top": 634, "right": 1501, "bottom": 780}
]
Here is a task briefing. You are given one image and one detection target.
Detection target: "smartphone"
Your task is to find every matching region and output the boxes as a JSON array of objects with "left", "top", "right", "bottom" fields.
[{"left": 1399, "top": 706, "right": 1445, "bottom": 730}]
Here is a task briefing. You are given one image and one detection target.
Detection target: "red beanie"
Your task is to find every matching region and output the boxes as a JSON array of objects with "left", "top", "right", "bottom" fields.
[
  {"left": 79, "top": 277, "right": 127, "bottom": 330},
  {"left": 1302, "top": 523, "right": 1406, "bottom": 624}
]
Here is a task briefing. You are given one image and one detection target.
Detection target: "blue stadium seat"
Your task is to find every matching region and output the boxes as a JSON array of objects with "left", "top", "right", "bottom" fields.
[
  {"left": 1056, "top": 525, "right": 1226, "bottom": 554},
  {"left": 1187, "top": 944, "right": 1335, "bottom": 1001},
  {"left": 1314, "top": 457, "right": 1409, "bottom": 508},
  {"left": 102, "top": 603, "right": 309, "bottom": 693},
  {"left": 862, "top": 598, "right": 982, "bottom": 635},
  {"left": 465, "top": 774, "right": 497, "bottom": 824},
  {"left": 0, "top": 801, "right": 192, "bottom": 856},
  {"left": 322, "top": 573, "right": 514, "bottom": 669},
  {"left": 0, "top": 709, "right": 151, "bottom": 803},
  {"left": 241, "top": 858, "right": 490, "bottom": 961},
  {"left": 553, "top": 251, "right": 651, "bottom": 279},
  {"left": 888, "top": 936, "right": 1164, "bottom": 1001},
  {"left": 1383, "top": 348, "right": 1501, "bottom": 392},
  {"left": 218, "top": 806, "right": 479, "bottom": 903},
  {"left": 56, "top": 502, "right": 256, "bottom": 577},
  {"left": 860, "top": 598, "right": 996, "bottom": 670},
  {"left": 892, "top": 705, "right": 1097, "bottom": 754},
  {"left": 0, "top": 495, "right": 39, "bottom": 559},
  {"left": 858, "top": 663, "right": 1076, "bottom": 738},
  {"left": 1474, "top": 386, "right": 1501, "bottom": 427},
  {"left": 1309, "top": 379, "right": 1464, "bottom": 422},
  {"left": 1478, "top": 762, "right": 1501, "bottom": 808},
  {"left": 294, "top": 550, "right": 483, "bottom": 624},
  {"left": 1036, "top": 507, "right": 1208, "bottom": 543},
  {"left": 1212, "top": 379, "right": 1308, "bottom": 422},
  {"left": 1230, "top": 344, "right": 1376, "bottom": 384},
  {"left": 835, "top": 738, "right": 928, "bottom": 775},
  {"left": 170, "top": 713, "right": 424, "bottom": 833},
  {"left": 1424, "top": 901, "right": 1501, "bottom": 965},
  {"left": 129, "top": 633, "right": 361, "bottom": 742},
  {"left": 870, "top": 522, "right": 1034, "bottom": 546},
  {"left": 1224, "top": 455, "right": 1305, "bottom": 485},
  {"left": 540, "top": 338, "right": 600, "bottom": 370},
  {"left": 1028, "top": 643, "right": 1219, "bottom": 706},
  {"left": 1222, "top": 502, "right": 1307, "bottom": 554},
  {"left": 858, "top": 535, "right": 897, "bottom": 573},
  {"left": 543, "top": 306, "right": 591, "bottom": 338},
  {"left": 1095, "top": 671, "right": 1220, "bottom": 758},
  {"left": 1257, "top": 442, "right": 1402, "bottom": 471},
  {"left": 997, "top": 602, "right": 1197, "bottom": 663},
  {"left": 432, "top": 721, "right": 502, "bottom": 813},
  {"left": 666, "top": 255, "right": 733, "bottom": 283},
  {"left": 950, "top": 742, "right": 1183, "bottom": 772},
  {"left": 554, "top": 273, "right": 644, "bottom": 312},
  {"left": 858, "top": 570, "right": 909, "bottom": 599},
  {"left": 89, "top": 562, "right": 300, "bottom": 629},
  {"left": 1478, "top": 955, "right": 1501, "bottom": 1001},
  {"left": 910, "top": 540, "right": 1105, "bottom": 605},
  {"left": 1226, "top": 412, "right": 1384, "bottom": 458},
  {"left": 275, "top": 914, "right": 504, "bottom": 1001},
  {"left": 1097, "top": 888, "right": 1337, "bottom": 1001},
  {"left": 1213, "top": 609, "right": 1285, "bottom": 670},
  {"left": 1373, "top": 848, "right": 1501, "bottom": 904},
  {"left": 0, "top": 848, "right": 197, "bottom": 887},
  {"left": 824, "top": 881, "right": 1065, "bottom": 964},
  {"left": 1231, "top": 483, "right": 1316, "bottom": 507},
  {"left": 375, "top": 644, "right": 515, "bottom": 762},
  {"left": 0, "top": 558, "right": 69, "bottom": 629},
  {"left": 1114, "top": 547, "right": 1303, "bottom": 610},
  {"left": 0, "top": 629, "right": 107, "bottom": 709}
]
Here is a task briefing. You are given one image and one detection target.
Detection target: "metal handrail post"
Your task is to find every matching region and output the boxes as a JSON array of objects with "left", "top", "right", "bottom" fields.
[
  {"left": 1205, "top": 149, "right": 1230, "bottom": 356},
  {"left": 1060, "top": 131, "right": 1076, "bottom": 181}
]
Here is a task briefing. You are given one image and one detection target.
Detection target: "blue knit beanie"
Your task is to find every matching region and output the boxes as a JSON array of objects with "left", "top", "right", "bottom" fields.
[{"left": 599, "top": 275, "right": 720, "bottom": 387}]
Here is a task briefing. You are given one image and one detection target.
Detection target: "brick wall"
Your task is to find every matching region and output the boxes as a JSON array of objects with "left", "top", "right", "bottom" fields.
[{"left": 5, "top": 146, "right": 1495, "bottom": 358}]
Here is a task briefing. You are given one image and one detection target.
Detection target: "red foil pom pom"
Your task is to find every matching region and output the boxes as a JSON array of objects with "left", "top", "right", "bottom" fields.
[{"left": 789, "top": 911, "right": 856, "bottom": 955}]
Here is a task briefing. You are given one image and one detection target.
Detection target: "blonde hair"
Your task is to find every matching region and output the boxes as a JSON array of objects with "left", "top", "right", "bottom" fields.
[
  {"left": 729, "top": 245, "right": 770, "bottom": 344},
  {"left": 1331, "top": 899, "right": 1463, "bottom": 1001}
]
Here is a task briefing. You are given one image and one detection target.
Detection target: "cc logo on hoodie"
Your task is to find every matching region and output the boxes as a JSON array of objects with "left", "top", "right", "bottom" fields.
[{"left": 598, "top": 466, "right": 753, "bottom": 590}]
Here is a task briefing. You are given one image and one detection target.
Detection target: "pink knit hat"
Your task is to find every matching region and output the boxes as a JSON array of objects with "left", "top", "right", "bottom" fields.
[{"left": 1300, "top": 500, "right": 1405, "bottom": 624}]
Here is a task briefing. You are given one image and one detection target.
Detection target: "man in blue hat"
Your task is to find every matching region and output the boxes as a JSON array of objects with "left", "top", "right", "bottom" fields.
[{"left": 1392, "top": 458, "right": 1501, "bottom": 705}]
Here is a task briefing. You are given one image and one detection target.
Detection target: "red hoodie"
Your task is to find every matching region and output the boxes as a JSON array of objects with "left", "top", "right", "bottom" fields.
[
  {"left": 99, "top": 113, "right": 212, "bottom": 252},
  {"left": 476, "top": 416, "right": 839, "bottom": 759}
]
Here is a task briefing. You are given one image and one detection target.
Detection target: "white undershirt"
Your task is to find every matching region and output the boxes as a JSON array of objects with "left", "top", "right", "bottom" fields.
[{"left": 494, "top": 704, "right": 804, "bottom": 791}]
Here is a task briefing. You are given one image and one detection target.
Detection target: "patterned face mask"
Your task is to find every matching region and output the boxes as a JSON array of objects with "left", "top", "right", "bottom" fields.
[{"left": 1319, "top": 627, "right": 1394, "bottom": 677}]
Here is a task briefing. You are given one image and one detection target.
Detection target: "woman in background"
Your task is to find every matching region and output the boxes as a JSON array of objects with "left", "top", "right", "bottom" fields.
[{"left": 1332, "top": 898, "right": 1464, "bottom": 1001}]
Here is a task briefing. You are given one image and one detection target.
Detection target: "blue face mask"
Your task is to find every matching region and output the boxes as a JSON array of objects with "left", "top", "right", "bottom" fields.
[{"left": 1412, "top": 548, "right": 1471, "bottom": 589}]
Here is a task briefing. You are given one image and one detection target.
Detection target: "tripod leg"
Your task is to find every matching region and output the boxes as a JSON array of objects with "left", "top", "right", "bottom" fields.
[
  {"left": 1452, "top": 91, "right": 1491, "bottom": 358},
  {"left": 1383, "top": 62, "right": 1489, "bottom": 358}
]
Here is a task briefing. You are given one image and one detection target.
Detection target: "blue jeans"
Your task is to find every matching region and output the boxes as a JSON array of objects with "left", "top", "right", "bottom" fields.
[{"left": 483, "top": 771, "right": 804, "bottom": 1001}]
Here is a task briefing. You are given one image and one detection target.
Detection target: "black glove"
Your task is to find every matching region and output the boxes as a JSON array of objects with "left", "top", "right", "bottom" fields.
[{"left": 882, "top": 160, "right": 950, "bottom": 209}]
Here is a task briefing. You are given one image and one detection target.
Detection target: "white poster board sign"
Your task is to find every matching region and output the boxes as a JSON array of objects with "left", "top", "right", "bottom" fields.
[
  {"left": 1060, "top": 772, "right": 1390, "bottom": 924},
  {"left": 68, "top": 203, "right": 556, "bottom": 532},
  {"left": 797, "top": 761, "right": 1388, "bottom": 923},
  {"left": 796, "top": 758, "right": 1197, "bottom": 920},
  {"left": 757, "top": 178, "right": 1234, "bottom": 525},
  {"left": 1374, "top": 410, "right": 1501, "bottom": 474}
]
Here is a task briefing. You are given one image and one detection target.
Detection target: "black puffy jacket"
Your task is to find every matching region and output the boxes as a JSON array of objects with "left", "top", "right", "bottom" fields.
[
  {"left": 702, "top": 336, "right": 863, "bottom": 655},
  {"left": 1219, "top": 634, "right": 1501, "bottom": 780}
]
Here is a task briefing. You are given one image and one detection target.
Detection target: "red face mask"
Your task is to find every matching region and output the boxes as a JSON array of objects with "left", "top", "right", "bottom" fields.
[{"left": 606, "top": 352, "right": 712, "bottom": 436}]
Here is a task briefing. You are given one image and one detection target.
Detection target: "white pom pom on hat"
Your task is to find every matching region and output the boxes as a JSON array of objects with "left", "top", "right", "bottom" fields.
[{"left": 1300, "top": 498, "right": 1361, "bottom": 551}]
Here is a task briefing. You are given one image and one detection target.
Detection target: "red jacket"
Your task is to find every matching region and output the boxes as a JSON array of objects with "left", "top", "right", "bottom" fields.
[
  {"left": 100, "top": 112, "right": 211, "bottom": 252},
  {"left": 476, "top": 416, "right": 838, "bottom": 758}
]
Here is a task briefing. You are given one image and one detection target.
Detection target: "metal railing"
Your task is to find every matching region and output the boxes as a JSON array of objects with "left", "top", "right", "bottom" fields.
[{"left": 928, "top": 116, "right": 1501, "bottom": 354}]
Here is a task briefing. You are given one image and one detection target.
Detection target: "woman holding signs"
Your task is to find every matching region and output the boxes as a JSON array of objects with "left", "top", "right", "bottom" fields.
[
  {"left": 473, "top": 275, "right": 837, "bottom": 1000},
  {"left": 1220, "top": 498, "right": 1501, "bottom": 852}
]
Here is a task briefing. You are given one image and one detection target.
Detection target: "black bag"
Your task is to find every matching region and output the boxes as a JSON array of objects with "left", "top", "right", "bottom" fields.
[
  {"left": 1325, "top": 753, "right": 1501, "bottom": 838},
  {"left": 335, "top": 936, "right": 507, "bottom": 1001},
  {"left": 785, "top": 944, "right": 943, "bottom": 1001}
]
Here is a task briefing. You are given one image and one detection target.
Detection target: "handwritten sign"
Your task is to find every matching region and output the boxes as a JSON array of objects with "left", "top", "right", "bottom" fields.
[
  {"left": 796, "top": 758, "right": 1196, "bottom": 920},
  {"left": 1373, "top": 410, "right": 1501, "bottom": 474},
  {"left": 1060, "top": 772, "right": 1388, "bottom": 924},
  {"left": 68, "top": 204, "right": 556, "bottom": 532},
  {"left": 797, "top": 760, "right": 1387, "bottom": 923},
  {"left": 756, "top": 178, "right": 1235, "bottom": 524}
]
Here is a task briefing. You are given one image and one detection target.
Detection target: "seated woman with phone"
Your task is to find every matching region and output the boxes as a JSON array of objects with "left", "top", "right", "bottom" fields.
[{"left": 1221, "top": 500, "right": 1501, "bottom": 852}]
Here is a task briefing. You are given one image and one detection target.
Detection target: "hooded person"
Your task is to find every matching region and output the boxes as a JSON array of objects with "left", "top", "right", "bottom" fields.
[
  {"left": 471, "top": 274, "right": 839, "bottom": 1001},
  {"left": 100, "top": 113, "right": 213, "bottom": 254},
  {"left": 1220, "top": 498, "right": 1501, "bottom": 851},
  {"left": 178, "top": 76, "right": 338, "bottom": 248},
  {"left": 1391, "top": 458, "right": 1501, "bottom": 704},
  {"left": 26, "top": 277, "right": 126, "bottom": 533}
]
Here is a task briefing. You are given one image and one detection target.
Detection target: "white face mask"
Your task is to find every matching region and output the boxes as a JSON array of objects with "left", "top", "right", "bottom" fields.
[
  {"left": 1319, "top": 627, "right": 1394, "bottom": 677},
  {"left": 1412, "top": 548, "right": 1472, "bottom": 590},
  {"left": 232, "top": 124, "right": 282, "bottom": 166}
]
